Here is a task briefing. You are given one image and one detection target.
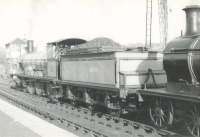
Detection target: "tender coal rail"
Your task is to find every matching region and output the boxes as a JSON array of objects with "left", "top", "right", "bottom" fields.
[{"left": 0, "top": 83, "right": 183, "bottom": 137}]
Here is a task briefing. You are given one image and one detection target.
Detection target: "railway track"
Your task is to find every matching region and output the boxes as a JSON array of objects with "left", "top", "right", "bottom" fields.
[{"left": 0, "top": 81, "right": 183, "bottom": 137}]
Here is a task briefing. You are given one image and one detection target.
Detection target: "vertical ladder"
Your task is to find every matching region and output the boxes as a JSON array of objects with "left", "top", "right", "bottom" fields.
[
  {"left": 145, "top": 0, "right": 153, "bottom": 49},
  {"left": 158, "top": 0, "right": 168, "bottom": 49}
]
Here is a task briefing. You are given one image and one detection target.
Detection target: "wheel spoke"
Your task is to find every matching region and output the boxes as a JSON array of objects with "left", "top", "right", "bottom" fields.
[
  {"left": 160, "top": 109, "right": 166, "bottom": 119},
  {"left": 149, "top": 99, "right": 174, "bottom": 128},
  {"left": 160, "top": 109, "right": 167, "bottom": 123},
  {"left": 191, "top": 126, "right": 196, "bottom": 135},
  {"left": 155, "top": 118, "right": 158, "bottom": 126},
  {"left": 187, "top": 120, "right": 194, "bottom": 127},
  {"left": 149, "top": 108, "right": 155, "bottom": 122},
  {"left": 159, "top": 118, "right": 162, "bottom": 127},
  {"left": 168, "top": 111, "right": 173, "bottom": 125},
  {"left": 186, "top": 105, "right": 200, "bottom": 137}
]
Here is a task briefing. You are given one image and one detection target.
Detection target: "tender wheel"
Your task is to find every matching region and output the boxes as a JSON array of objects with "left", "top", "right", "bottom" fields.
[
  {"left": 149, "top": 98, "right": 174, "bottom": 128},
  {"left": 108, "top": 109, "right": 121, "bottom": 123},
  {"left": 185, "top": 105, "right": 200, "bottom": 137}
]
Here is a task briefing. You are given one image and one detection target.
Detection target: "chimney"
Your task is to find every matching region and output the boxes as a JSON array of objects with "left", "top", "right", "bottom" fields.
[
  {"left": 27, "top": 40, "right": 34, "bottom": 53},
  {"left": 183, "top": 5, "right": 200, "bottom": 36}
]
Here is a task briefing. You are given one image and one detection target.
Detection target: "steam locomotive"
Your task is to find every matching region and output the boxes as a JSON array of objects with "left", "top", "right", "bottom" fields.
[
  {"left": 11, "top": 5, "right": 200, "bottom": 137},
  {"left": 137, "top": 5, "right": 200, "bottom": 136}
]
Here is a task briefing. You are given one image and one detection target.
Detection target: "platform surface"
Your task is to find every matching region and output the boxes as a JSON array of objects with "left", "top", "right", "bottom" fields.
[
  {"left": 0, "top": 109, "right": 40, "bottom": 137},
  {"left": 0, "top": 97, "right": 78, "bottom": 137}
]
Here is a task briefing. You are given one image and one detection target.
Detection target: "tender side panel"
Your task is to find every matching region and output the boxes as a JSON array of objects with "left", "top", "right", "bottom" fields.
[
  {"left": 119, "top": 71, "right": 166, "bottom": 87},
  {"left": 47, "top": 60, "right": 58, "bottom": 79},
  {"left": 119, "top": 59, "right": 163, "bottom": 72},
  {"left": 61, "top": 59, "right": 116, "bottom": 85},
  {"left": 118, "top": 53, "right": 167, "bottom": 88}
]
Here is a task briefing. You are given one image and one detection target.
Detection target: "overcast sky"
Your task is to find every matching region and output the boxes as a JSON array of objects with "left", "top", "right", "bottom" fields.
[{"left": 0, "top": 0, "right": 200, "bottom": 47}]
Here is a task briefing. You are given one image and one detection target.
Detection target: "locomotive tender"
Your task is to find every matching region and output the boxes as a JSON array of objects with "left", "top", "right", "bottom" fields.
[
  {"left": 12, "top": 5, "right": 200, "bottom": 137},
  {"left": 15, "top": 37, "right": 166, "bottom": 111}
]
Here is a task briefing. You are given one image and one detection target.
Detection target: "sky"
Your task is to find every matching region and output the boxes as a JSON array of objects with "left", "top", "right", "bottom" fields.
[{"left": 0, "top": 0, "right": 200, "bottom": 47}]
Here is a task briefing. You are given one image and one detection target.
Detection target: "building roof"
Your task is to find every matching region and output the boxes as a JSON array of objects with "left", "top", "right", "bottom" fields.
[
  {"left": 5, "top": 38, "right": 28, "bottom": 48},
  {"left": 10, "top": 38, "right": 27, "bottom": 45}
]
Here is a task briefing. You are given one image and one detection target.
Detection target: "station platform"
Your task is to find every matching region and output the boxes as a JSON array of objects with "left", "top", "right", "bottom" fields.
[{"left": 0, "top": 98, "right": 78, "bottom": 137}]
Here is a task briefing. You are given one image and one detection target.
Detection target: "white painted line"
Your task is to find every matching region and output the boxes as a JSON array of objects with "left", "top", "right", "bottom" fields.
[{"left": 0, "top": 98, "right": 78, "bottom": 137}]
